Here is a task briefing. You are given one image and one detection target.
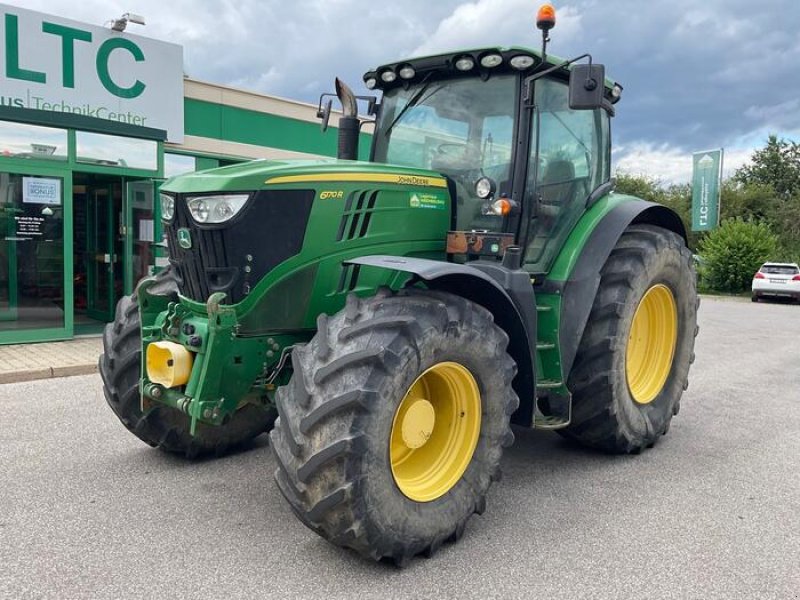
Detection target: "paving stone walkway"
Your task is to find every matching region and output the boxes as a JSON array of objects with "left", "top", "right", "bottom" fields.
[{"left": 0, "top": 337, "right": 102, "bottom": 384}]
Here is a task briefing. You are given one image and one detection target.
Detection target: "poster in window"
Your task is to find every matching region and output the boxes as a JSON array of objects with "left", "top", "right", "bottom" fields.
[{"left": 22, "top": 177, "right": 61, "bottom": 206}]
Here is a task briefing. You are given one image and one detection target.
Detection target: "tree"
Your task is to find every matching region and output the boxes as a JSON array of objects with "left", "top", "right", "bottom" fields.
[
  {"left": 734, "top": 135, "right": 800, "bottom": 199},
  {"left": 614, "top": 173, "right": 666, "bottom": 203},
  {"left": 615, "top": 173, "right": 697, "bottom": 249},
  {"left": 698, "top": 219, "right": 778, "bottom": 293},
  {"left": 773, "top": 195, "right": 800, "bottom": 263},
  {"left": 719, "top": 180, "right": 777, "bottom": 223}
]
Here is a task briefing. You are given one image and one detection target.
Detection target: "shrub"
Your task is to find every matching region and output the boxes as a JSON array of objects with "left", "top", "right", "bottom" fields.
[{"left": 698, "top": 218, "right": 778, "bottom": 293}]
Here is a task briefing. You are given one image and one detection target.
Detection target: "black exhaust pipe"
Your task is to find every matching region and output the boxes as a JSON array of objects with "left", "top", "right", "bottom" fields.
[{"left": 335, "top": 77, "right": 359, "bottom": 160}]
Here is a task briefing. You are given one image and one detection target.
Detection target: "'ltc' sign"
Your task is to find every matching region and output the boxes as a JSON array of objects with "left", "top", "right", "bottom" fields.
[
  {"left": 0, "top": 4, "right": 183, "bottom": 142},
  {"left": 691, "top": 149, "right": 723, "bottom": 232}
]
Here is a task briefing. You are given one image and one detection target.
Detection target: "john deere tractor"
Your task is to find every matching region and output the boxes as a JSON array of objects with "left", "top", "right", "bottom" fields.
[{"left": 100, "top": 6, "right": 697, "bottom": 565}]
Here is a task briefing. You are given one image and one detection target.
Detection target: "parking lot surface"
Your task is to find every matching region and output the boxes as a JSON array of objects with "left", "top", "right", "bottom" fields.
[{"left": 1, "top": 297, "right": 799, "bottom": 599}]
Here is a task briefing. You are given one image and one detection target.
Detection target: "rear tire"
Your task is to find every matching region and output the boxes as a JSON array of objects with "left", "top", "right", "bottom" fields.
[
  {"left": 562, "top": 225, "right": 698, "bottom": 453},
  {"left": 99, "top": 270, "right": 276, "bottom": 458},
  {"left": 270, "top": 289, "right": 518, "bottom": 564}
]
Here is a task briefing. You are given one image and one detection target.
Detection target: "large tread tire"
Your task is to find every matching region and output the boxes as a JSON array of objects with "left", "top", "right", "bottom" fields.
[
  {"left": 99, "top": 270, "right": 276, "bottom": 458},
  {"left": 270, "top": 288, "right": 518, "bottom": 565},
  {"left": 562, "top": 225, "right": 698, "bottom": 453}
]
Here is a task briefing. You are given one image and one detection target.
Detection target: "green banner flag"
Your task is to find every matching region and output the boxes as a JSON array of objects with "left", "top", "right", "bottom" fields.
[{"left": 691, "top": 149, "right": 723, "bottom": 231}]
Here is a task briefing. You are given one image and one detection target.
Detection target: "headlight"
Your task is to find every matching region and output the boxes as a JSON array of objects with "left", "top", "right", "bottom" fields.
[
  {"left": 186, "top": 194, "right": 249, "bottom": 224},
  {"left": 475, "top": 176, "right": 496, "bottom": 199},
  {"left": 160, "top": 193, "right": 175, "bottom": 221}
]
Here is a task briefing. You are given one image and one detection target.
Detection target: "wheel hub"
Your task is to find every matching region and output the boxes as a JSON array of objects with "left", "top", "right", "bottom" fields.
[
  {"left": 400, "top": 399, "right": 436, "bottom": 449},
  {"left": 390, "top": 361, "right": 481, "bottom": 502}
]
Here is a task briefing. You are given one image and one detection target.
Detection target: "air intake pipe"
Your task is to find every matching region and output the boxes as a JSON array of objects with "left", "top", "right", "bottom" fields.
[{"left": 335, "top": 77, "right": 360, "bottom": 160}]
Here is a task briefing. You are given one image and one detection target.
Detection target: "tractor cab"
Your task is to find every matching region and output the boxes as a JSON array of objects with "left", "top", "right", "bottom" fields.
[{"left": 363, "top": 45, "right": 621, "bottom": 273}]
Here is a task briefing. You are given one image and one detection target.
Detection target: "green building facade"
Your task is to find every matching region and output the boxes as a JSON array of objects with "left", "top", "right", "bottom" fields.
[{"left": 0, "top": 3, "right": 366, "bottom": 344}]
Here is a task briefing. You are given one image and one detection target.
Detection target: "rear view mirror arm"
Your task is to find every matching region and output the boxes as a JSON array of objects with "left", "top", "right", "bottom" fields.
[{"left": 523, "top": 53, "right": 591, "bottom": 105}]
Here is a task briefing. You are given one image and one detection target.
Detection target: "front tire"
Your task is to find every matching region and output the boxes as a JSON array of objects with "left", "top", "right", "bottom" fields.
[
  {"left": 99, "top": 272, "right": 277, "bottom": 458},
  {"left": 270, "top": 289, "right": 518, "bottom": 564},
  {"left": 562, "top": 225, "right": 698, "bottom": 453}
]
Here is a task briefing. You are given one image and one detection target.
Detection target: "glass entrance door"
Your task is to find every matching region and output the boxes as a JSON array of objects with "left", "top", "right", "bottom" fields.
[
  {"left": 0, "top": 165, "right": 71, "bottom": 344},
  {"left": 85, "top": 185, "right": 116, "bottom": 322}
]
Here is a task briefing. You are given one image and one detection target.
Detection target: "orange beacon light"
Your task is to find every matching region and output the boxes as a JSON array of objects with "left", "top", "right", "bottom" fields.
[{"left": 537, "top": 4, "right": 556, "bottom": 31}]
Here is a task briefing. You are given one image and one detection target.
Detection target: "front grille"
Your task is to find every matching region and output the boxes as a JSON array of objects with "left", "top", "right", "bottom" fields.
[
  {"left": 164, "top": 190, "right": 315, "bottom": 304},
  {"left": 165, "top": 208, "right": 228, "bottom": 302}
]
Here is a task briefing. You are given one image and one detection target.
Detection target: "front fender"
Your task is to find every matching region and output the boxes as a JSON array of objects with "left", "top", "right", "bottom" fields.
[{"left": 345, "top": 255, "right": 537, "bottom": 426}]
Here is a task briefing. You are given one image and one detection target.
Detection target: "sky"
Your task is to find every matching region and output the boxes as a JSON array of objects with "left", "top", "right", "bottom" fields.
[{"left": 6, "top": 0, "right": 800, "bottom": 183}]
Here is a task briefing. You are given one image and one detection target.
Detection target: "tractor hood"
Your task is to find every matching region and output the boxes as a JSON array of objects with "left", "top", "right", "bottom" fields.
[{"left": 160, "top": 159, "right": 448, "bottom": 195}]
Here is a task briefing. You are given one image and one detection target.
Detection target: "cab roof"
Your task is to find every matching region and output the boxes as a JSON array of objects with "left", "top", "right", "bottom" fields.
[{"left": 363, "top": 45, "right": 621, "bottom": 100}]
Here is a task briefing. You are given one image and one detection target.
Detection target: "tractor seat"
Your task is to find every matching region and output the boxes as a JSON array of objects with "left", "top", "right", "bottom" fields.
[
  {"left": 538, "top": 159, "right": 576, "bottom": 218},
  {"left": 524, "top": 159, "right": 578, "bottom": 264}
]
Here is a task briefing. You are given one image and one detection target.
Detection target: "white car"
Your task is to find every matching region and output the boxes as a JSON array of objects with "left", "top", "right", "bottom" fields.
[{"left": 752, "top": 262, "right": 800, "bottom": 302}]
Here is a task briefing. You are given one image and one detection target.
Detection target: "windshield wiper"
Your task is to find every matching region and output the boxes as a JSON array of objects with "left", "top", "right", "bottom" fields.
[{"left": 383, "top": 74, "right": 441, "bottom": 136}]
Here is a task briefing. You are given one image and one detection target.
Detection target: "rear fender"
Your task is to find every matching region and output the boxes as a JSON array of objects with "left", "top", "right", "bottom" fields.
[{"left": 545, "top": 200, "right": 688, "bottom": 379}]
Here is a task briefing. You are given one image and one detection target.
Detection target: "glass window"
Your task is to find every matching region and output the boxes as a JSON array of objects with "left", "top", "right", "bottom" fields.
[
  {"left": 0, "top": 172, "right": 65, "bottom": 331},
  {"left": 373, "top": 75, "right": 518, "bottom": 230},
  {"left": 76, "top": 131, "right": 157, "bottom": 170},
  {"left": 0, "top": 121, "right": 67, "bottom": 161},
  {"left": 164, "top": 153, "right": 196, "bottom": 178},
  {"left": 761, "top": 264, "right": 799, "bottom": 275},
  {"left": 523, "top": 78, "right": 610, "bottom": 272}
]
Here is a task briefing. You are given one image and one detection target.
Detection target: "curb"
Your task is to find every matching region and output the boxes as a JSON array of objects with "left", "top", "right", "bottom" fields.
[
  {"left": 0, "top": 363, "right": 98, "bottom": 385},
  {"left": 698, "top": 294, "right": 749, "bottom": 303}
]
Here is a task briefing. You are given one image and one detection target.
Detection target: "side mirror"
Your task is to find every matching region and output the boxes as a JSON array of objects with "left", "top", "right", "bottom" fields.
[
  {"left": 569, "top": 63, "right": 605, "bottom": 110},
  {"left": 318, "top": 99, "right": 333, "bottom": 132}
]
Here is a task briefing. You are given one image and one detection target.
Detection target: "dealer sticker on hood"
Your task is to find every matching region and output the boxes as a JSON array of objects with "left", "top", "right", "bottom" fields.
[{"left": 409, "top": 193, "right": 446, "bottom": 210}]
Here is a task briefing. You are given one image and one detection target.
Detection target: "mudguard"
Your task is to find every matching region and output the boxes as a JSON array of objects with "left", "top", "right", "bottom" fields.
[
  {"left": 543, "top": 200, "right": 687, "bottom": 379},
  {"left": 345, "top": 255, "right": 537, "bottom": 423}
]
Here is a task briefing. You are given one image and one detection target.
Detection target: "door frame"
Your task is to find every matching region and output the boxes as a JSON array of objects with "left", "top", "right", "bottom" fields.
[
  {"left": 84, "top": 183, "right": 116, "bottom": 322},
  {"left": 123, "top": 178, "right": 163, "bottom": 295},
  {"left": 0, "top": 164, "right": 73, "bottom": 345}
]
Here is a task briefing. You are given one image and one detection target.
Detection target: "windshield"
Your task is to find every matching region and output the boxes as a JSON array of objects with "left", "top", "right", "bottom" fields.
[{"left": 373, "top": 75, "right": 518, "bottom": 230}]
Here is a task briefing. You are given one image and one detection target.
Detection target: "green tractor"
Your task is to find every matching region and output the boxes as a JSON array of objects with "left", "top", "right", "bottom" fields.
[{"left": 100, "top": 6, "right": 697, "bottom": 565}]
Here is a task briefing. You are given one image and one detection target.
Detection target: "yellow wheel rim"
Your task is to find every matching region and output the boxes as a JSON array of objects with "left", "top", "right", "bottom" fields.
[
  {"left": 390, "top": 361, "right": 481, "bottom": 502},
  {"left": 626, "top": 284, "right": 678, "bottom": 405}
]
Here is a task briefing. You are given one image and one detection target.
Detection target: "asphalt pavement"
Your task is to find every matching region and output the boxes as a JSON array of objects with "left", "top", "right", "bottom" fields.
[{"left": 1, "top": 297, "right": 799, "bottom": 600}]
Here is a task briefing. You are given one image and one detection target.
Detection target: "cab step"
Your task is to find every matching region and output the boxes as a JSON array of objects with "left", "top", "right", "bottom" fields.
[
  {"left": 532, "top": 393, "right": 571, "bottom": 430},
  {"left": 533, "top": 412, "right": 571, "bottom": 429},
  {"left": 537, "top": 379, "right": 563, "bottom": 390}
]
